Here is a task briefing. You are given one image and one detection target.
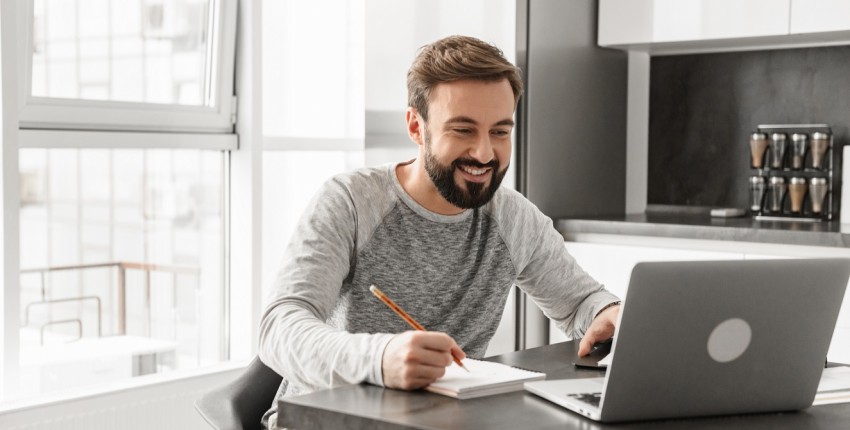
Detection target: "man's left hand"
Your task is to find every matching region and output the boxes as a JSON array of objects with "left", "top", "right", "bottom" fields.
[{"left": 578, "top": 304, "right": 620, "bottom": 357}]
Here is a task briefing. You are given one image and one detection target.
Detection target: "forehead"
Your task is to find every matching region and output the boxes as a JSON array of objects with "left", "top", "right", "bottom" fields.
[{"left": 428, "top": 79, "right": 515, "bottom": 123}]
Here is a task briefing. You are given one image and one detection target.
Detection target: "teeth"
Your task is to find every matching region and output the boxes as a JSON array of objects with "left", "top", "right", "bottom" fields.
[{"left": 460, "top": 166, "right": 488, "bottom": 175}]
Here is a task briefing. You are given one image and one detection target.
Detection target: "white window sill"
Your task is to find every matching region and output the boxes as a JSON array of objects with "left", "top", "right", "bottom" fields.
[{"left": 0, "top": 358, "right": 250, "bottom": 415}]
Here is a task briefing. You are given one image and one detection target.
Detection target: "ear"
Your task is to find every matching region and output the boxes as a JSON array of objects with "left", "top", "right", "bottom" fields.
[{"left": 405, "top": 107, "right": 425, "bottom": 147}]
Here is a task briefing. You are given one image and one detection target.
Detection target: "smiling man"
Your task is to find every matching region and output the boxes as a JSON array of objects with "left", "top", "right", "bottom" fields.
[
  {"left": 402, "top": 79, "right": 513, "bottom": 214},
  {"left": 258, "top": 35, "right": 621, "bottom": 428}
]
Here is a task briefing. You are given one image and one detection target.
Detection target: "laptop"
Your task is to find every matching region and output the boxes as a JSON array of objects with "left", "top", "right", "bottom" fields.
[{"left": 524, "top": 258, "right": 850, "bottom": 423}]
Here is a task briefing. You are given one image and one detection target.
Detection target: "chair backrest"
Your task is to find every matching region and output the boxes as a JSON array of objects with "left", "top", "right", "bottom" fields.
[{"left": 195, "top": 356, "right": 283, "bottom": 430}]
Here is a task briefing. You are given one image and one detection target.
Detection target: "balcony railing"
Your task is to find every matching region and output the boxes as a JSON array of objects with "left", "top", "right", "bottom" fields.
[{"left": 21, "top": 261, "right": 200, "bottom": 344}]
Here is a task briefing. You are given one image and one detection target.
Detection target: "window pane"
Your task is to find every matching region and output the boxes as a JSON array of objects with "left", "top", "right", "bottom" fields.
[
  {"left": 32, "top": 0, "right": 213, "bottom": 106},
  {"left": 262, "top": 0, "right": 365, "bottom": 138},
  {"left": 18, "top": 147, "right": 225, "bottom": 400}
]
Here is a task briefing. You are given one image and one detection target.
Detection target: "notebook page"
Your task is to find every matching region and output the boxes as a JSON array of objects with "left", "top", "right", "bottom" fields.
[
  {"left": 814, "top": 366, "right": 850, "bottom": 406},
  {"left": 426, "top": 358, "right": 545, "bottom": 398}
]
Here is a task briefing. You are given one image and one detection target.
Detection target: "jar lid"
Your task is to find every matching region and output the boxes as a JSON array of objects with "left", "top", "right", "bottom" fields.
[
  {"left": 812, "top": 132, "right": 831, "bottom": 140},
  {"left": 769, "top": 176, "right": 785, "bottom": 184},
  {"left": 749, "top": 176, "right": 765, "bottom": 183},
  {"left": 791, "top": 133, "right": 808, "bottom": 141},
  {"left": 770, "top": 132, "right": 787, "bottom": 140},
  {"left": 810, "top": 177, "right": 827, "bottom": 184},
  {"left": 790, "top": 177, "right": 807, "bottom": 184},
  {"left": 750, "top": 132, "right": 767, "bottom": 140}
]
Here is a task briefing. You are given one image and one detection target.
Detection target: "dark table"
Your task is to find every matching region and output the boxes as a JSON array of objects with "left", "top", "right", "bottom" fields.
[{"left": 277, "top": 340, "right": 850, "bottom": 429}]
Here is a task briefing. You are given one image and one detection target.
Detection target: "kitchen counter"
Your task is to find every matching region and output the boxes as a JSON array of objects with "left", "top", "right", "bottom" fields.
[{"left": 556, "top": 212, "right": 850, "bottom": 248}]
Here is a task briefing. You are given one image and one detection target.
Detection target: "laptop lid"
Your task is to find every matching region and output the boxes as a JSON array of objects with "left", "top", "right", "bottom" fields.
[
  {"left": 595, "top": 258, "right": 850, "bottom": 422},
  {"left": 601, "top": 259, "right": 850, "bottom": 421}
]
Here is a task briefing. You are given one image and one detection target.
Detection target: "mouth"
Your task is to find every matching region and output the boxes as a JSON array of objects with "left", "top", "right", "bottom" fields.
[{"left": 457, "top": 164, "right": 492, "bottom": 183}]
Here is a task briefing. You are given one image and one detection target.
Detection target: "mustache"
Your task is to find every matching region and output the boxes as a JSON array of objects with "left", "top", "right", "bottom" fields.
[{"left": 453, "top": 158, "right": 499, "bottom": 170}]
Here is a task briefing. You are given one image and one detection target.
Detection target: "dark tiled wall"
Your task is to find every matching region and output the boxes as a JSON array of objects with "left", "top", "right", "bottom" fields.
[{"left": 648, "top": 46, "right": 850, "bottom": 208}]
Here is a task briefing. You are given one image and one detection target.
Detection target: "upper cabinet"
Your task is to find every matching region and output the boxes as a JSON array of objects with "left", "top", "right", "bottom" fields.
[
  {"left": 790, "top": 0, "right": 850, "bottom": 33},
  {"left": 599, "top": 0, "right": 789, "bottom": 46},
  {"left": 600, "top": 0, "right": 850, "bottom": 54}
]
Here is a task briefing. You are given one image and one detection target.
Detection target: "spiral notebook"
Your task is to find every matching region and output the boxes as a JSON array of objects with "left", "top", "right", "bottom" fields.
[{"left": 425, "top": 358, "right": 545, "bottom": 399}]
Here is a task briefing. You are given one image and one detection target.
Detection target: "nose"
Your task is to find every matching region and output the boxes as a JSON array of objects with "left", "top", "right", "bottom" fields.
[{"left": 468, "top": 134, "right": 495, "bottom": 164}]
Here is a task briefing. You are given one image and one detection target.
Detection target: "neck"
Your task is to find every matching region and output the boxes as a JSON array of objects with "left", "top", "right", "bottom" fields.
[{"left": 397, "top": 159, "right": 465, "bottom": 215}]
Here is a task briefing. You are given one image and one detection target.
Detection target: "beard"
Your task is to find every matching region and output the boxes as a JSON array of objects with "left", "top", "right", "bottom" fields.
[{"left": 423, "top": 130, "right": 507, "bottom": 210}]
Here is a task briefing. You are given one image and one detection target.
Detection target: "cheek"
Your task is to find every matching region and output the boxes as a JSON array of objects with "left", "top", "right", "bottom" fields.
[
  {"left": 432, "top": 142, "right": 464, "bottom": 164},
  {"left": 495, "top": 143, "right": 512, "bottom": 166}
]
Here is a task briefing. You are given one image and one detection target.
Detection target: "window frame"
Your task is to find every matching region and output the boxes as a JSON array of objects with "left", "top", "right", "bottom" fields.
[
  {"left": 1, "top": 0, "right": 240, "bottom": 404},
  {"left": 18, "top": 0, "right": 238, "bottom": 134}
]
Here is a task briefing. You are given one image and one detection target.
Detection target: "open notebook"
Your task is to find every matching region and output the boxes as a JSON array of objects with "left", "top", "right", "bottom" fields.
[{"left": 425, "top": 358, "right": 545, "bottom": 399}]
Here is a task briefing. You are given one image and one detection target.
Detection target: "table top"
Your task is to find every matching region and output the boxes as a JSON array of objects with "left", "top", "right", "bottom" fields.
[{"left": 277, "top": 341, "right": 850, "bottom": 429}]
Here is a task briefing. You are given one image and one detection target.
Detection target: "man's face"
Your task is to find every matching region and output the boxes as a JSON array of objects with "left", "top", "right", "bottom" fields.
[{"left": 418, "top": 79, "right": 515, "bottom": 209}]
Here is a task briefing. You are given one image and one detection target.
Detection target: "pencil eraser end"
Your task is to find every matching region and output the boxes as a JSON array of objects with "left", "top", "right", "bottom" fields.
[{"left": 369, "top": 285, "right": 377, "bottom": 293}]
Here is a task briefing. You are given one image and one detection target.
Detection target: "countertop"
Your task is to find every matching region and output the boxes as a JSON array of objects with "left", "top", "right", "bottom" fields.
[{"left": 556, "top": 212, "right": 850, "bottom": 248}]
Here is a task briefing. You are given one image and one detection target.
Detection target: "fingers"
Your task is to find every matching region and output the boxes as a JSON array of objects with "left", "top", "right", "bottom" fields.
[
  {"left": 412, "top": 346, "right": 455, "bottom": 367},
  {"left": 415, "top": 331, "right": 463, "bottom": 354},
  {"left": 578, "top": 304, "right": 620, "bottom": 357},
  {"left": 382, "top": 331, "right": 465, "bottom": 390},
  {"left": 390, "top": 362, "right": 448, "bottom": 390},
  {"left": 579, "top": 326, "right": 612, "bottom": 356},
  {"left": 450, "top": 344, "right": 466, "bottom": 361},
  {"left": 578, "top": 335, "right": 595, "bottom": 357}
]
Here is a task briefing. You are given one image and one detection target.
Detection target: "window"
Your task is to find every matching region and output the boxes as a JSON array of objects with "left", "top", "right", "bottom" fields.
[
  {"left": 3, "top": 0, "right": 236, "bottom": 403},
  {"left": 18, "top": 147, "right": 226, "bottom": 398},
  {"left": 20, "top": 0, "right": 236, "bottom": 133}
]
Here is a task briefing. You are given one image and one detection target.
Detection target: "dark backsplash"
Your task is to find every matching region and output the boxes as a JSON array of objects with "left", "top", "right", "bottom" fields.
[{"left": 648, "top": 45, "right": 850, "bottom": 208}]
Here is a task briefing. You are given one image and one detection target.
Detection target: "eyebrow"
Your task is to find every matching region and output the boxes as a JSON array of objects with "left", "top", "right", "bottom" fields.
[{"left": 445, "top": 116, "right": 515, "bottom": 127}]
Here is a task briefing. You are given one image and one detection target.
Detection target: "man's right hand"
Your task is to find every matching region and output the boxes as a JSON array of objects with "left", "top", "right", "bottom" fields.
[{"left": 381, "top": 330, "right": 465, "bottom": 390}]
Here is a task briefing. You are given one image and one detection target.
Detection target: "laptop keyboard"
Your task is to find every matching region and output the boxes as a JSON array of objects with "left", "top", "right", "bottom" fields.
[{"left": 568, "top": 392, "right": 602, "bottom": 407}]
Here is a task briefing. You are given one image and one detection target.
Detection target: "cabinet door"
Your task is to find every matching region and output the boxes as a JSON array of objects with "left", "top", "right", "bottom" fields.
[
  {"left": 599, "top": 0, "right": 790, "bottom": 46},
  {"left": 790, "top": 0, "right": 850, "bottom": 33}
]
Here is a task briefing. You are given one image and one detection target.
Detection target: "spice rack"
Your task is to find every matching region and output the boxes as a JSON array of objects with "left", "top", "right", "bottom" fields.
[{"left": 748, "top": 124, "right": 840, "bottom": 222}]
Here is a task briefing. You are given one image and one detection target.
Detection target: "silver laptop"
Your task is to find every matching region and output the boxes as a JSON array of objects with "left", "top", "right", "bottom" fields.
[{"left": 525, "top": 258, "right": 850, "bottom": 422}]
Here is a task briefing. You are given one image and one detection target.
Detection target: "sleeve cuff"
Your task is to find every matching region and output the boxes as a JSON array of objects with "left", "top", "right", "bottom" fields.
[
  {"left": 366, "top": 334, "right": 395, "bottom": 387},
  {"left": 594, "top": 300, "right": 621, "bottom": 319}
]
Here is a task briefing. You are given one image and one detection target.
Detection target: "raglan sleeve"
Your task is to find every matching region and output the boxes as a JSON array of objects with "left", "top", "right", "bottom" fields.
[
  {"left": 258, "top": 177, "right": 394, "bottom": 392},
  {"left": 502, "top": 194, "right": 620, "bottom": 340}
]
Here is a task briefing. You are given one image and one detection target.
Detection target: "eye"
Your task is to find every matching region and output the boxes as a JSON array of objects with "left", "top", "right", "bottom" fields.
[
  {"left": 453, "top": 128, "right": 473, "bottom": 135},
  {"left": 491, "top": 129, "right": 511, "bottom": 137}
]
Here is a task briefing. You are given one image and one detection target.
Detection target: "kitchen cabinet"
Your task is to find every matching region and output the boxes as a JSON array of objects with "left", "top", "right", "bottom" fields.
[
  {"left": 551, "top": 240, "right": 850, "bottom": 364},
  {"left": 598, "top": 0, "right": 790, "bottom": 46},
  {"left": 790, "top": 0, "right": 850, "bottom": 33},
  {"left": 599, "top": 0, "right": 850, "bottom": 54}
]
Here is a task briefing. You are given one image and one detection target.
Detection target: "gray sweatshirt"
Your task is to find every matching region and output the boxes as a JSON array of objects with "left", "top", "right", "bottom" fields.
[{"left": 258, "top": 162, "right": 619, "bottom": 425}]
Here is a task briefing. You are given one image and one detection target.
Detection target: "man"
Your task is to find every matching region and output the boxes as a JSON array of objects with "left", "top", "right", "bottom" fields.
[{"left": 259, "top": 35, "right": 620, "bottom": 427}]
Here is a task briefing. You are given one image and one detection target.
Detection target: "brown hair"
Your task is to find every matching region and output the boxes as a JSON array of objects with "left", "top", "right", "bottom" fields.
[{"left": 407, "top": 35, "right": 523, "bottom": 122}]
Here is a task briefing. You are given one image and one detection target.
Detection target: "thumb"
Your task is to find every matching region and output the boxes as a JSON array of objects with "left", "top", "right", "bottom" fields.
[{"left": 578, "top": 332, "right": 599, "bottom": 357}]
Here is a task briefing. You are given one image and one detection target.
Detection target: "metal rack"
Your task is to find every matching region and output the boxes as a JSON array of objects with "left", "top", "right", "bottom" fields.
[{"left": 750, "top": 124, "right": 839, "bottom": 222}]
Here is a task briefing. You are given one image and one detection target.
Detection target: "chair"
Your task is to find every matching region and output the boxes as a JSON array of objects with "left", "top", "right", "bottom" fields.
[{"left": 195, "top": 356, "right": 283, "bottom": 430}]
